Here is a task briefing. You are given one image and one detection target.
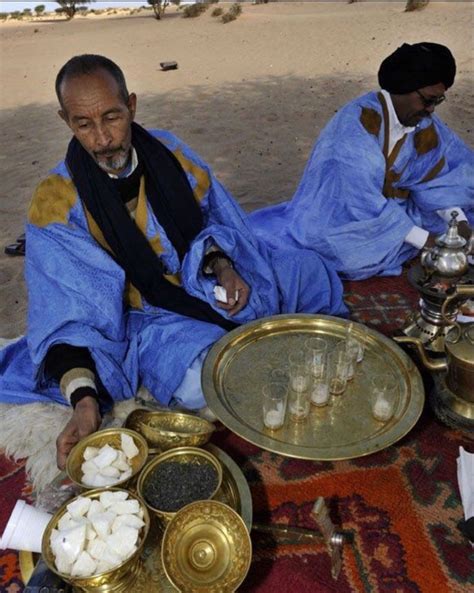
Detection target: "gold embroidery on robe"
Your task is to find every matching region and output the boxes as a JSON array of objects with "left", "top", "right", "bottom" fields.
[
  {"left": 172, "top": 149, "right": 210, "bottom": 203},
  {"left": 28, "top": 175, "right": 77, "bottom": 227},
  {"left": 421, "top": 156, "right": 446, "bottom": 183},
  {"left": 414, "top": 123, "right": 439, "bottom": 155},
  {"left": 360, "top": 107, "right": 382, "bottom": 137},
  {"left": 383, "top": 136, "right": 410, "bottom": 199}
]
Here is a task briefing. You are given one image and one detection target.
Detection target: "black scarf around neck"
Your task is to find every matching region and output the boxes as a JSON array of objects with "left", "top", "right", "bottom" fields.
[{"left": 66, "top": 122, "right": 237, "bottom": 331}]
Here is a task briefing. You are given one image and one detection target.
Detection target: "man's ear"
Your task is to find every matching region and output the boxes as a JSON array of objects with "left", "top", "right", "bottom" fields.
[
  {"left": 128, "top": 93, "right": 137, "bottom": 120},
  {"left": 58, "top": 109, "right": 70, "bottom": 127}
]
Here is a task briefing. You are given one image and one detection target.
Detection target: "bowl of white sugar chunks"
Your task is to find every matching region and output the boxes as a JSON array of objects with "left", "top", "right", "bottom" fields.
[
  {"left": 66, "top": 428, "right": 149, "bottom": 490},
  {"left": 42, "top": 488, "right": 150, "bottom": 589}
]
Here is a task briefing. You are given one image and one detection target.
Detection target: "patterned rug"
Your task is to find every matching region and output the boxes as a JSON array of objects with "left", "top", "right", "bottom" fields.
[{"left": 1, "top": 272, "right": 473, "bottom": 592}]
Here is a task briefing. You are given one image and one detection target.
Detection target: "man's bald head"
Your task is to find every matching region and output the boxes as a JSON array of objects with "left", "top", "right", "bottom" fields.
[{"left": 55, "top": 54, "right": 129, "bottom": 111}]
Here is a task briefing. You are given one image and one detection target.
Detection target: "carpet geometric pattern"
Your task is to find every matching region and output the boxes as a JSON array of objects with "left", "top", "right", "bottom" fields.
[{"left": 1, "top": 272, "right": 473, "bottom": 592}]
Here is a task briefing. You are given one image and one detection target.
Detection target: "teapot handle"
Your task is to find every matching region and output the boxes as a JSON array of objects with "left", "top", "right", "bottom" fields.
[{"left": 441, "top": 285, "right": 474, "bottom": 342}]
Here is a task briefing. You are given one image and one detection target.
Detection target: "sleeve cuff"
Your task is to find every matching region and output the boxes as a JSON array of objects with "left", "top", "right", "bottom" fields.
[
  {"left": 404, "top": 225, "right": 429, "bottom": 250},
  {"left": 60, "top": 368, "right": 97, "bottom": 404},
  {"left": 436, "top": 207, "right": 467, "bottom": 223}
]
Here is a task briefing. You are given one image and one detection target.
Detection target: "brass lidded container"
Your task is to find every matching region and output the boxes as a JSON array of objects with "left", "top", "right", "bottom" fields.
[
  {"left": 66, "top": 427, "right": 149, "bottom": 490},
  {"left": 41, "top": 487, "right": 150, "bottom": 593},
  {"left": 162, "top": 500, "right": 252, "bottom": 593},
  {"left": 137, "top": 446, "right": 223, "bottom": 526},
  {"left": 125, "top": 409, "right": 215, "bottom": 452}
]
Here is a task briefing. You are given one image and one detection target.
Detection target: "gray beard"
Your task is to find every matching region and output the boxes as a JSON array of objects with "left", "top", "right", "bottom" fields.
[{"left": 97, "top": 151, "right": 130, "bottom": 174}]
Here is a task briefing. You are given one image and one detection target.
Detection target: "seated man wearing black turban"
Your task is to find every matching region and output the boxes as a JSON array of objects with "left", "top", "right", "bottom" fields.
[{"left": 251, "top": 42, "right": 473, "bottom": 279}]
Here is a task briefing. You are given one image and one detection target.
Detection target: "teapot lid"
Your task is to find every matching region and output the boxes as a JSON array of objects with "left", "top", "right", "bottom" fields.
[
  {"left": 436, "top": 211, "right": 467, "bottom": 250},
  {"left": 445, "top": 323, "right": 474, "bottom": 365}
]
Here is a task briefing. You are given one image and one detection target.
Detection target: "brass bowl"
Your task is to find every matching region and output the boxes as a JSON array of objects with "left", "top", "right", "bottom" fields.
[
  {"left": 125, "top": 409, "right": 215, "bottom": 452},
  {"left": 162, "top": 500, "right": 252, "bottom": 593},
  {"left": 42, "top": 488, "right": 150, "bottom": 592},
  {"left": 137, "top": 446, "right": 223, "bottom": 526},
  {"left": 66, "top": 428, "right": 149, "bottom": 490}
]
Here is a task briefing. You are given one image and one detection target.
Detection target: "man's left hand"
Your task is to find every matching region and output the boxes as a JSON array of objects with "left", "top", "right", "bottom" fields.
[
  {"left": 458, "top": 221, "right": 472, "bottom": 241},
  {"left": 214, "top": 266, "right": 250, "bottom": 316}
]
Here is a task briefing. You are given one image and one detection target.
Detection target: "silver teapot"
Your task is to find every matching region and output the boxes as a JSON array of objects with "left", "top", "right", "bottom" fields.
[{"left": 420, "top": 211, "right": 470, "bottom": 278}]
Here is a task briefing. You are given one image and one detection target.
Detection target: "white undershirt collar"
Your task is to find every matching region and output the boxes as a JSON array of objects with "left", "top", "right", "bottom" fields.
[{"left": 381, "top": 90, "right": 416, "bottom": 154}]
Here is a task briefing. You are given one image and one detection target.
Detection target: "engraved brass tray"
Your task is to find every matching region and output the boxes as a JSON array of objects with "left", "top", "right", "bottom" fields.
[
  {"left": 202, "top": 314, "right": 425, "bottom": 460},
  {"left": 20, "top": 445, "right": 252, "bottom": 591}
]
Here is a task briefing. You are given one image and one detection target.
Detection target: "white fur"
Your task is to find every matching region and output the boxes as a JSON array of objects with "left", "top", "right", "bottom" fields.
[{"left": 0, "top": 386, "right": 159, "bottom": 492}]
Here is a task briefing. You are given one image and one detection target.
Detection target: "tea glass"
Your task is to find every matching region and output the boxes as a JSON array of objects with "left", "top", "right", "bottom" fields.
[
  {"left": 328, "top": 347, "right": 350, "bottom": 395},
  {"left": 310, "top": 360, "right": 330, "bottom": 407},
  {"left": 288, "top": 351, "right": 311, "bottom": 394},
  {"left": 345, "top": 322, "right": 366, "bottom": 363},
  {"left": 370, "top": 374, "right": 397, "bottom": 422},
  {"left": 343, "top": 339, "right": 359, "bottom": 381},
  {"left": 288, "top": 388, "right": 311, "bottom": 422},
  {"left": 305, "top": 337, "right": 328, "bottom": 380},
  {"left": 262, "top": 382, "right": 288, "bottom": 430}
]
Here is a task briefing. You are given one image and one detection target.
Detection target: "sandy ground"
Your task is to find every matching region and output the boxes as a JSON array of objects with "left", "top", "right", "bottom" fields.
[{"left": 0, "top": 2, "right": 472, "bottom": 338}]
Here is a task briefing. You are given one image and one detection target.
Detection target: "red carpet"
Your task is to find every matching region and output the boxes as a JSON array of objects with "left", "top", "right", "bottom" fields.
[{"left": 1, "top": 272, "right": 473, "bottom": 592}]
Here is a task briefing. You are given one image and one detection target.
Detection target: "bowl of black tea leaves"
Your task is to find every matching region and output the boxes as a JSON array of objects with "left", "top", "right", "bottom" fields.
[{"left": 137, "top": 447, "right": 223, "bottom": 524}]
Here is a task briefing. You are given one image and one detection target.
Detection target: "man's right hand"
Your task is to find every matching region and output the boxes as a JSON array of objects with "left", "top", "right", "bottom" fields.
[
  {"left": 424, "top": 233, "right": 437, "bottom": 249},
  {"left": 56, "top": 395, "right": 101, "bottom": 470}
]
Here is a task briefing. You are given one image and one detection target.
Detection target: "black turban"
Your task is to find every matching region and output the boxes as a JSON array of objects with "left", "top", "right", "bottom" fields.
[{"left": 378, "top": 42, "right": 456, "bottom": 94}]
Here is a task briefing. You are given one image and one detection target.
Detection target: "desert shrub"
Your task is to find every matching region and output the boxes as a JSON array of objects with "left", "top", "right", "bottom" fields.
[
  {"left": 23, "top": 8, "right": 32, "bottom": 14},
  {"left": 211, "top": 7, "right": 223, "bottom": 16},
  {"left": 10, "top": 11, "right": 23, "bottom": 19},
  {"left": 55, "top": 1, "right": 94, "bottom": 19},
  {"left": 405, "top": 0, "right": 429, "bottom": 11},
  {"left": 34, "top": 5, "right": 46, "bottom": 14},
  {"left": 182, "top": 2, "right": 209, "bottom": 18},
  {"left": 147, "top": 0, "right": 169, "bottom": 19},
  {"left": 221, "top": 2, "right": 241, "bottom": 23}
]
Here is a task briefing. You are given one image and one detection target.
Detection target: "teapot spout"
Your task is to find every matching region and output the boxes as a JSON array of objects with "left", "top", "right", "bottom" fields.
[{"left": 393, "top": 336, "right": 447, "bottom": 372}]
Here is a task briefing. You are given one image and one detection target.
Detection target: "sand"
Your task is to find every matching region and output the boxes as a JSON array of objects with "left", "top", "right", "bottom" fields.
[{"left": 0, "top": 2, "right": 472, "bottom": 338}]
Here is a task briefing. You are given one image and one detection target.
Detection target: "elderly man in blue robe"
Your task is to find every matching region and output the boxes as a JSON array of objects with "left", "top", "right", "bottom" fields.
[
  {"left": 0, "top": 55, "right": 346, "bottom": 469},
  {"left": 251, "top": 42, "right": 473, "bottom": 280}
]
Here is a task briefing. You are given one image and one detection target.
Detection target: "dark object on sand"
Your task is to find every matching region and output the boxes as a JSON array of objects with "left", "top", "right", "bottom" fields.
[
  {"left": 5, "top": 233, "right": 26, "bottom": 256},
  {"left": 143, "top": 460, "right": 218, "bottom": 512},
  {"left": 160, "top": 61, "right": 178, "bottom": 71}
]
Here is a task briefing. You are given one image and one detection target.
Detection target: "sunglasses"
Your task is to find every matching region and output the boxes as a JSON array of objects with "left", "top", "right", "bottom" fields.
[{"left": 415, "top": 90, "right": 446, "bottom": 108}]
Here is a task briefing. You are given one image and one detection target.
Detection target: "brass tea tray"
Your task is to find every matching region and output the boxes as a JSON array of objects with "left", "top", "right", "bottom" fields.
[
  {"left": 202, "top": 314, "right": 424, "bottom": 460},
  {"left": 20, "top": 445, "right": 252, "bottom": 591}
]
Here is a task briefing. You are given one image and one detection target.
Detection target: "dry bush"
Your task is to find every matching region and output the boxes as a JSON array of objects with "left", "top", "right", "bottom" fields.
[
  {"left": 405, "top": 0, "right": 429, "bottom": 12},
  {"left": 182, "top": 2, "right": 209, "bottom": 18},
  {"left": 211, "top": 7, "right": 223, "bottom": 17},
  {"left": 222, "top": 2, "right": 242, "bottom": 23}
]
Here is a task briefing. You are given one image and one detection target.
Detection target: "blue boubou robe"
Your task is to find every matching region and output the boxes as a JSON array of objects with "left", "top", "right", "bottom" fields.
[
  {"left": 0, "top": 130, "right": 347, "bottom": 407},
  {"left": 251, "top": 92, "right": 474, "bottom": 280}
]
